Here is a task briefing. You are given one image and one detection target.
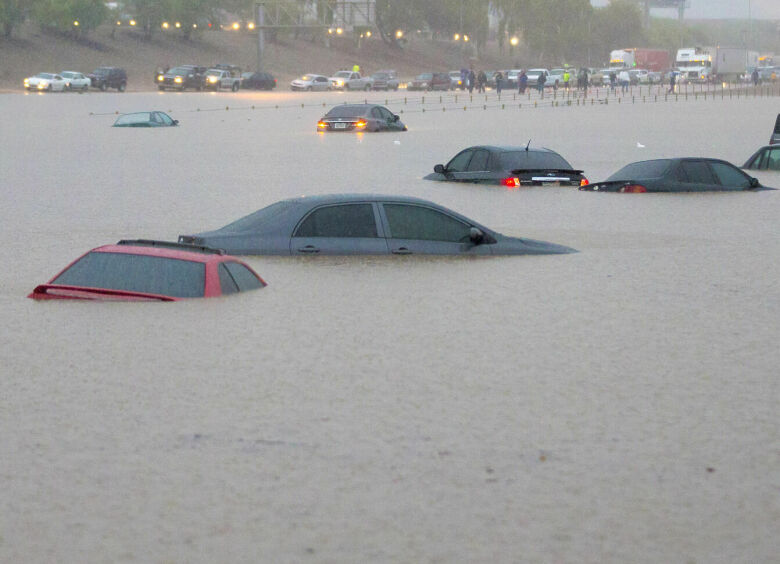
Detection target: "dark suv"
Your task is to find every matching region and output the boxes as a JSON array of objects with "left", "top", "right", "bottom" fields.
[
  {"left": 158, "top": 65, "right": 207, "bottom": 91},
  {"left": 88, "top": 67, "right": 127, "bottom": 91}
]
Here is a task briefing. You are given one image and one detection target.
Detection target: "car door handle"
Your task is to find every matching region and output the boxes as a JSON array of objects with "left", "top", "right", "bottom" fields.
[
  {"left": 297, "top": 246, "right": 320, "bottom": 254},
  {"left": 392, "top": 247, "right": 412, "bottom": 255}
]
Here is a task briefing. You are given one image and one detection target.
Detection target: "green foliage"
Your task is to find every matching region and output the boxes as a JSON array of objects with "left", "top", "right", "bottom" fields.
[
  {"left": 0, "top": 0, "right": 33, "bottom": 37},
  {"left": 31, "top": 0, "right": 106, "bottom": 35}
]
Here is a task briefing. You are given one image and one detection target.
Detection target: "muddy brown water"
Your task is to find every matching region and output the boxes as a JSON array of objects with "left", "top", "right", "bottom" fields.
[{"left": 1, "top": 89, "right": 778, "bottom": 563}]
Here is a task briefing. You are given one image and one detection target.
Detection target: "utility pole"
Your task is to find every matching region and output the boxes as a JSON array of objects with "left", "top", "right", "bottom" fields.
[{"left": 256, "top": 2, "right": 265, "bottom": 72}]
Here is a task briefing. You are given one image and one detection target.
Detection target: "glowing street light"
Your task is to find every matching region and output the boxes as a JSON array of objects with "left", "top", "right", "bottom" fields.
[
  {"left": 73, "top": 20, "right": 79, "bottom": 26},
  {"left": 510, "top": 36, "right": 519, "bottom": 47},
  {"left": 247, "top": 22, "right": 255, "bottom": 30},
  {"left": 161, "top": 21, "right": 169, "bottom": 29},
  {"left": 232, "top": 22, "right": 240, "bottom": 30},
  {"left": 395, "top": 29, "right": 403, "bottom": 39},
  {"left": 463, "top": 34, "right": 469, "bottom": 42},
  {"left": 365, "top": 30, "right": 371, "bottom": 38},
  {"left": 174, "top": 22, "right": 181, "bottom": 28},
  {"left": 454, "top": 33, "right": 460, "bottom": 40},
  {"left": 129, "top": 19, "right": 136, "bottom": 26},
  {"left": 336, "top": 27, "right": 343, "bottom": 35},
  {"left": 116, "top": 20, "right": 121, "bottom": 26}
]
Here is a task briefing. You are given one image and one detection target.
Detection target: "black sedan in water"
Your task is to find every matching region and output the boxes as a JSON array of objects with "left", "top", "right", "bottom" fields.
[
  {"left": 424, "top": 146, "right": 588, "bottom": 188},
  {"left": 580, "top": 158, "right": 770, "bottom": 193},
  {"left": 179, "top": 194, "right": 575, "bottom": 256},
  {"left": 240, "top": 71, "right": 277, "bottom": 90},
  {"left": 317, "top": 104, "right": 407, "bottom": 132}
]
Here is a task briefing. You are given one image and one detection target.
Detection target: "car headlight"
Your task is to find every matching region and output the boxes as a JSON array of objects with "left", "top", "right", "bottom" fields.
[
  {"left": 38, "top": 82, "right": 48, "bottom": 88},
  {"left": 174, "top": 76, "right": 183, "bottom": 83},
  {"left": 208, "top": 76, "right": 218, "bottom": 83},
  {"left": 157, "top": 75, "right": 164, "bottom": 81}
]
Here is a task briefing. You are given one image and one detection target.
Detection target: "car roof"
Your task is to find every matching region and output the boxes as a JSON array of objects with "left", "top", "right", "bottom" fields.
[
  {"left": 461, "top": 145, "right": 561, "bottom": 155},
  {"left": 276, "top": 194, "right": 450, "bottom": 207},
  {"left": 328, "top": 103, "right": 383, "bottom": 109},
  {"left": 90, "top": 240, "right": 230, "bottom": 263}
]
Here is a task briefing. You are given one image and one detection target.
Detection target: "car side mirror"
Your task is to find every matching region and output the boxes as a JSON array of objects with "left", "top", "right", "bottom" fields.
[
  {"left": 434, "top": 164, "right": 445, "bottom": 174},
  {"left": 392, "top": 114, "right": 400, "bottom": 122},
  {"left": 469, "top": 227, "right": 484, "bottom": 244},
  {"left": 750, "top": 177, "right": 760, "bottom": 188}
]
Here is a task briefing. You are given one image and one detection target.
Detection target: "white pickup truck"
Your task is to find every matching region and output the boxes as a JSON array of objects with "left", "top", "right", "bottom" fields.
[
  {"left": 329, "top": 70, "right": 371, "bottom": 91},
  {"left": 204, "top": 68, "right": 241, "bottom": 92}
]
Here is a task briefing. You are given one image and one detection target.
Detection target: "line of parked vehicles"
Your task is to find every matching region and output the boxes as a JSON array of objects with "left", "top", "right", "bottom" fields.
[
  {"left": 156, "top": 64, "right": 277, "bottom": 91},
  {"left": 23, "top": 67, "right": 128, "bottom": 92}
]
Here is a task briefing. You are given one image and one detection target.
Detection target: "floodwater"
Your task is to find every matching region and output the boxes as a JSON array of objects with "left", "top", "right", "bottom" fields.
[{"left": 1, "top": 89, "right": 778, "bottom": 563}]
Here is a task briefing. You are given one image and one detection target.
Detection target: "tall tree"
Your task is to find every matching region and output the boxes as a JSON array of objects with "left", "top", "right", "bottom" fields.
[
  {"left": 0, "top": 0, "right": 35, "bottom": 37},
  {"left": 31, "top": 0, "right": 107, "bottom": 36}
]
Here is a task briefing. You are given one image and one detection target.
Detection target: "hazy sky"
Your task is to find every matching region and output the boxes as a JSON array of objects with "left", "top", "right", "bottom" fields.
[{"left": 591, "top": 0, "right": 779, "bottom": 20}]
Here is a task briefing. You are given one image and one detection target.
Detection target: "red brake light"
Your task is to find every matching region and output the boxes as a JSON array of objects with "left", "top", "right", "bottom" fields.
[
  {"left": 355, "top": 119, "right": 367, "bottom": 128},
  {"left": 580, "top": 177, "right": 589, "bottom": 186},
  {"left": 620, "top": 184, "right": 647, "bottom": 193},
  {"left": 317, "top": 121, "right": 327, "bottom": 128},
  {"left": 501, "top": 177, "right": 520, "bottom": 188}
]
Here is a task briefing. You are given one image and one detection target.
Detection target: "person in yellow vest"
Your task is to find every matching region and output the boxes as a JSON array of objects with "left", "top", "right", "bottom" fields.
[
  {"left": 352, "top": 64, "right": 360, "bottom": 73},
  {"left": 563, "top": 69, "right": 571, "bottom": 90}
]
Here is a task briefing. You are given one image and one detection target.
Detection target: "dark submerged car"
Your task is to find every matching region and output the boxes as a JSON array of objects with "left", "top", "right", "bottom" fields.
[
  {"left": 179, "top": 194, "right": 575, "bottom": 256},
  {"left": 113, "top": 111, "right": 178, "bottom": 127},
  {"left": 29, "top": 240, "right": 266, "bottom": 301},
  {"left": 316, "top": 104, "right": 407, "bottom": 132},
  {"left": 240, "top": 71, "right": 277, "bottom": 90},
  {"left": 424, "top": 146, "right": 587, "bottom": 187},
  {"left": 743, "top": 145, "right": 780, "bottom": 171},
  {"left": 580, "top": 158, "right": 770, "bottom": 193}
]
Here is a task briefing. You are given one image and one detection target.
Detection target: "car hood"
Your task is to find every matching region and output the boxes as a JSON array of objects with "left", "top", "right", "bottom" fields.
[{"left": 493, "top": 234, "right": 577, "bottom": 255}]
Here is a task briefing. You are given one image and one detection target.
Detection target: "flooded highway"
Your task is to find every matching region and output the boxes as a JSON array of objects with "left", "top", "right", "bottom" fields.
[{"left": 1, "top": 89, "right": 778, "bottom": 563}]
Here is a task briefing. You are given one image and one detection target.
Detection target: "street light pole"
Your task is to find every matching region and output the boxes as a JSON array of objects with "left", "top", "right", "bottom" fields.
[{"left": 256, "top": 2, "right": 265, "bottom": 72}]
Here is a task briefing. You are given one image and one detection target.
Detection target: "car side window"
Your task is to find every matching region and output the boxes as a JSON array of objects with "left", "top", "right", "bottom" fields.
[
  {"left": 383, "top": 204, "right": 471, "bottom": 242},
  {"left": 378, "top": 107, "right": 393, "bottom": 120},
  {"left": 708, "top": 161, "right": 751, "bottom": 188},
  {"left": 371, "top": 107, "right": 383, "bottom": 118},
  {"left": 680, "top": 160, "right": 716, "bottom": 184},
  {"left": 446, "top": 150, "right": 474, "bottom": 172},
  {"left": 294, "top": 204, "right": 377, "bottom": 238},
  {"left": 224, "top": 262, "right": 263, "bottom": 291},
  {"left": 158, "top": 113, "right": 174, "bottom": 125},
  {"left": 218, "top": 264, "right": 239, "bottom": 294},
  {"left": 467, "top": 150, "right": 490, "bottom": 171},
  {"left": 766, "top": 148, "right": 780, "bottom": 170}
]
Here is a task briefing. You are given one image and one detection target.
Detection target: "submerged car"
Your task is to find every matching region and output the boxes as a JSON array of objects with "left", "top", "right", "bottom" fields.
[
  {"left": 113, "top": 111, "right": 178, "bottom": 127},
  {"left": 743, "top": 145, "right": 780, "bottom": 171},
  {"left": 580, "top": 158, "right": 769, "bottom": 193},
  {"left": 23, "top": 73, "right": 69, "bottom": 92},
  {"left": 290, "top": 74, "right": 331, "bottom": 91},
  {"left": 29, "top": 240, "right": 266, "bottom": 301},
  {"left": 424, "top": 146, "right": 587, "bottom": 187},
  {"left": 178, "top": 194, "right": 576, "bottom": 256},
  {"left": 316, "top": 104, "right": 407, "bottom": 132}
]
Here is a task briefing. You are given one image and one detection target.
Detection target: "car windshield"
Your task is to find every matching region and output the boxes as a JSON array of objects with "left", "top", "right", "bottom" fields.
[
  {"left": 93, "top": 68, "right": 110, "bottom": 75},
  {"left": 169, "top": 67, "right": 191, "bottom": 75},
  {"left": 334, "top": 71, "right": 351, "bottom": 78},
  {"left": 607, "top": 160, "right": 671, "bottom": 180},
  {"left": 36, "top": 73, "right": 54, "bottom": 79},
  {"left": 115, "top": 113, "right": 152, "bottom": 125},
  {"left": 206, "top": 70, "right": 221, "bottom": 77},
  {"left": 52, "top": 252, "right": 205, "bottom": 298},
  {"left": 219, "top": 200, "right": 299, "bottom": 232},
  {"left": 372, "top": 73, "right": 389, "bottom": 79},
  {"left": 61, "top": 72, "right": 75, "bottom": 78},
  {"left": 498, "top": 151, "right": 573, "bottom": 171},
  {"left": 416, "top": 73, "right": 433, "bottom": 80},
  {"left": 325, "top": 106, "right": 370, "bottom": 118},
  {"left": 300, "top": 75, "right": 316, "bottom": 81},
  {"left": 242, "top": 72, "right": 253, "bottom": 78}
]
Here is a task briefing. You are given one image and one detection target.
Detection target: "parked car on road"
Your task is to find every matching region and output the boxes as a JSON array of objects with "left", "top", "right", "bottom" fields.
[
  {"left": 329, "top": 70, "right": 371, "bottom": 90},
  {"left": 290, "top": 74, "right": 331, "bottom": 91},
  {"left": 240, "top": 71, "right": 276, "bottom": 90},
  {"left": 29, "top": 240, "right": 266, "bottom": 301},
  {"left": 369, "top": 70, "right": 400, "bottom": 91},
  {"left": 448, "top": 70, "right": 464, "bottom": 90},
  {"left": 526, "top": 68, "right": 550, "bottom": 87},
  {"left": 60, "top": 71, "right": 90, "bottom": 92},
  {"left": 204, "top": 68, "right": 241, "bottom": 91},
  {"left": 113, "top": 111, "right": 178, "bottom": 127},
  {"left": 157, "top": 65, "right": 206, "bottom": 91},
  {"left": 88, "top": 67, "right": 127, "bottom": 91},
  {"left": 23, "top": 73, "right": 69, "bottom": 92},
  {"left": 178, "top": 194, "right": 576, "bottom": 256},
  {"left": 425, "top": 145, "right": 587, "bottom": 187},
  {"left": 316, "top": 104, "right": 406, "bottom": 132},
  {"left": 580, "top": 158, "right": 769, "bottom": 193},
  {"left": 407, "top": 72, "right": 451, "bottom": 91}
]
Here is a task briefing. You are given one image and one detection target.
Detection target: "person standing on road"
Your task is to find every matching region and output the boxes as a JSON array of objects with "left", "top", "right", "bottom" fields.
[
  {"left": 752, "top": 68, "right": 760, "bottom": 87},
  {"left": 618, "top": 69, "right": 630, "bottom": 94},
  {"left": 609, "top": 71, "right": 617, "bottom": 92},
  {"left": 563, "top": 69, "right": 571, "bottom": 90},
  {"left": 477, "top": 70, "right": 486, "bottom": 93},
  {"left": 518, "top": 70, "right": 528, "bottom": 94},
  {"left": 468, "top": 69, "right": 476, "bottom": 94},
  {"left": 495, "top": 70, "right": 503, "bottom": 95},
  {"left": 537, "top": 70, "right": 546, "bottom": 97},
  {"left": 668, "top": 71, "right": 676, "bottom": 94}
]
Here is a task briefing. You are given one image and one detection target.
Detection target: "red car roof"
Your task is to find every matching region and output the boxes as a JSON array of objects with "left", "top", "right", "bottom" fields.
[{"left": 91, "top": 244, "right": 226, "bottom": 264}]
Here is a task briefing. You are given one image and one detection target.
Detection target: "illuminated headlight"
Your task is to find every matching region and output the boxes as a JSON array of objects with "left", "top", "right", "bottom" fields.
[
  {"left": 23, "top": 78, "right": 29, "bottom": 85},
  {"left": 335, "top": 80, "right": 344, "bottom": 86},
  {"left": 37, "top": 82, "right": 48, "bottom": 89},
  {"left": 208, "top": 76, "right": 218, "bottom": 83},
  {"left": 174, "top": 76, "right": 183, "bottom": 83},
  {"left": 157, "top": 75, "right": 164, "bottom": 81}
]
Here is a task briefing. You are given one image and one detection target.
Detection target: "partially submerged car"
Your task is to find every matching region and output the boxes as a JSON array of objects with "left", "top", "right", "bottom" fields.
[
  {"left": 580, "top": 158, "right": 770, "bottom": 193},
  {"left": 743, "top": 145, "right": 780, "bottom": 171},
  {"left": 290, "top": 74, "right": 331, "bottom": 91},
  {"left": 178, "top": 194, "right": 576, "bottom": 256},
  {"left": 113, "top": 111, "right": 178, "bottom": 127},
  {"left": 317, "top": 104, "right": 406, "bottom": 132},
  {"left": 424, "top": 145, "right": 587, "bottom": 188},
  {"left": 29, "top": 240, "right": 266, "bottom": 301}
]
